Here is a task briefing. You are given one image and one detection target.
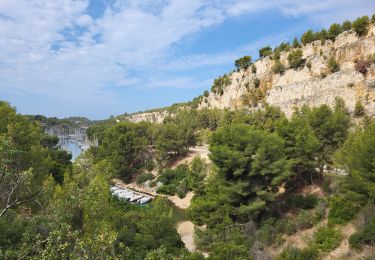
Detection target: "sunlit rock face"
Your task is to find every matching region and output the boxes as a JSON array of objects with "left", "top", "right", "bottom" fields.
[
  {"left": 199, "top": 25, "right": 375, "bottom": 118},
  {"left": 128, "top": 25, "right": 375, "bottom": 122}
]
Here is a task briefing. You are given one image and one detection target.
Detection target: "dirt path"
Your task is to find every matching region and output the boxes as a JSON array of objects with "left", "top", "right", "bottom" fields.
[
  {"left": 177, "top": 221, "right": 196, "bottom": 252},
  {"left": 169, "top": 191, "right": 194, "bottom": 209},
  {"left": 169, "top": 145, "right": 210, "bottom": 169}
]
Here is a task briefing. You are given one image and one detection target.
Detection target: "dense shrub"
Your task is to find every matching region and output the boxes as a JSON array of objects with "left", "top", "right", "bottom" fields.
[
  {"left": 328, "top": 23, "right": 342, "bottom": 40},
  {"left": 313, "top": 226, "right": 342, "bottom": 252},
  {"left": 342, "top": 20, "right": 352, "bottom": 31},
  {"left": 352, "top": 16, "right": 370, "bottom": 36},
  {"left": 295, "top": 210, "right": 316, "bottom": 230},
  {"left": 254, "top": 78, "right": 260, "bottom": 88},
  {"left": 287, "top": 194, "right": 319, "bottom": 209},
  {"left": 272, "top": 60, "right": 286, "bottom": 74},
  {"left": 293, "top": 37, "right": 301, "bottom": 48},
  {"left": 203, "top": 90, "right": 209, "bottom": 97},
  {"left": 235, "top": 56, "right": 252, "bottom": 71},
  {"left": 211, "top": 74, "right": 231, "bottom": 95},
  {"left": 349, "top": 215, "right": 375, "bottom": 249},
  {"left": 277, "top": 246, "right": 319, "bottom": 260},
  {"left": 251, "top": 64, "right": 257, "bottom": 74},
  {"left": 372, "top": 14, "right": 375, "bottom": 24},
  {"left": 328, "top": 195, "right": 361, "bottom": 225},
  {"left": 156, "top": 184, "right": 176, "bottom": 195},
  {"left": 354, "top": 100, "right": 365, "bottom": 117},
  {"left": 259, "top": 46, "right": 273, "bottom": 58},
  {"left": 328, "top": 57, "right": 340, "bottom": 73},
  {"left": 301, "top": 30, "right": 315, "bottom": 45},
  {"left": 136, "top": 172, "right": 155, "bottom": 184},
  {"left": 288, "top": 49, "right": 305, "bottom": 69}
]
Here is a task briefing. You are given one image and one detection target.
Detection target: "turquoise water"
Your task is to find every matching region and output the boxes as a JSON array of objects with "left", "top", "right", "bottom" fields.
[{"left": 66, "top": 141, "right": 82, "bottom": 161}]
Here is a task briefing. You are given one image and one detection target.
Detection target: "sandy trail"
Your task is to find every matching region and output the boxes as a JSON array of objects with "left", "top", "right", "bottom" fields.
[
  {"left": 170, "top": 145, "right": 210, "bottom": 169},
  {"left": 177, "top": 221, "right": 196, "bottom": 252}
]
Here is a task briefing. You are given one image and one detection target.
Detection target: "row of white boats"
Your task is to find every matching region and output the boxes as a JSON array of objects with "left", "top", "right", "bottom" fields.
[{"left": 111, "top": 186, "right": 153, "bottom": 204}]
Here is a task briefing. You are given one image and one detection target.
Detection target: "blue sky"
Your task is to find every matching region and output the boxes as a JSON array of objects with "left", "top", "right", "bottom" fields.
[{"left": 1, "top": 0, "right": 374, "bottom": 119}]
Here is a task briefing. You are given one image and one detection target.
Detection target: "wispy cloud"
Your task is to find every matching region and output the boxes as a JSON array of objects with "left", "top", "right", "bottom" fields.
[{"left": 0, "top": 0, "right": 374, "bottom": 116}]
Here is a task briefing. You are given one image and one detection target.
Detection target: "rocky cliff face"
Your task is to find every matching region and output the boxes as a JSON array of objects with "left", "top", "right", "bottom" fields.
[
  {"left": 199, "top": 25, "right": 375, "bottom": 117},
  {"left": 125, "top": 110, "right": 168, "bottom": 123},
  {"left": 127, "top": 25, "right": 375, "bottom": 123}
]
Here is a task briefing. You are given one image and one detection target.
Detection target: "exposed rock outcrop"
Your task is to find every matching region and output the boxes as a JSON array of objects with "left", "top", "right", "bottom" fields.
[
  {"left": 199, "top": 26, "right": 375, "bottom": 118},
  {"left": 127, "top": 25, "right": 375, "bottom": 123}
]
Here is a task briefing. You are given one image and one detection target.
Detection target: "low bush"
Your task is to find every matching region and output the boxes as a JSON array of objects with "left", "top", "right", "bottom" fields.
[
  {"left": 211, "top": 74, "right": 231, "bottom": 95},
  {"left": 328, "top": 57, "right": 340, "bottom": 73},
  {"left": 251, "top": 64, "right": 257, "bottom": 74},
  {"left": 349, "top": 215, "right": 375, "bottom": 249},
  {"left": 295, "top": 210, "right": 315, "bottom": 230},
  {"left": 287, "top": 194, "right": 319, "bottom": 209},
  {"left": 235, "top": 56, "right": 252, "bottom": 71},
  {"left": 342, "top": 20, "right": 352, "bottom": 31},
  {"left": 328, "top": 195, "right": 362, "bottom": 225},
  {"left": 254, "top": 78, "right": 260, "bottom": 88},
  {"left": 156, "top": 184, "right": 177, "bottom": 195},
  {"left": 259, "top": 46, "right": 273, "bottom": 58},
  {"left": 272, "top": 60, "right": 286, "bottom": 74},
  {"left": 301, "top": 30, "right": 315, "bottom": 45},
  {"left": 327, "top": 23, "right": 342, "bottom": 40},
  {"left": 354, "top": 100, "right": 365, "bottom": 117},
  {"left": 313, "top": 226, "right": 342, "bottom": 252},
  {"left": 277, "top": 246, "right": 319, "bottom": 260},
  {"left": 136, "top": 172, "right": 155, "bottom": 184},
  {"left": 288, "top": 49, "right": 305, "bottom": 69},
  {"left": 352, "top": 16, "right": 370, "bottom": 36}
]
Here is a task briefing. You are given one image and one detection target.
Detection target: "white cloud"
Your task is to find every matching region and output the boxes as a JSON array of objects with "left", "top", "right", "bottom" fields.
[{"left": 0, "top": 0, "right": 374, "bottom": 111}]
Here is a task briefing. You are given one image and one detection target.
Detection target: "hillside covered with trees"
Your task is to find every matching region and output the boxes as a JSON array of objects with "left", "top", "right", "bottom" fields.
[{"left": 2, "top": 14, "right": 375, "bottom": 260}]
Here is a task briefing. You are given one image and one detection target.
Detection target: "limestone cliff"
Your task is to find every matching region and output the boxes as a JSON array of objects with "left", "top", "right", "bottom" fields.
[
  {"left": 127, "top": 25, "right": 375, "bottom": 123},
  {"left": 199, "top": 25, "right": 375, "bottom": 117}
]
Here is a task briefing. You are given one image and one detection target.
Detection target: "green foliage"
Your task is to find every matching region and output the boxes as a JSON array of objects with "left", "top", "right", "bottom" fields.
[
  {"left": 354, "top": 100, "right": 365, "bottom": 117},
  {"left": 235, "top": 56, "right": 252, "bottom": 71},
  {"left": 277, "top": 246, "right": 319, "bottom": 260},
  {"left": 372, "top": 14, "right": 375, "bottom": 23},
  {"left": 328, "top": 194, "right": 364, "bottom": 225},
  {"left": 254, "top": 78, "right": 260, "bottom": 88},
  {"left": 342, "top": 20, "right": 352, "bottom": 31},
  {"left": 352, "top": 16, "right": 370, "bottom": 36},
  {"left": 189, "top": 123, "right": 296, "bottom": 227},
  {"left": 203, "top": 90, "right": 209, "bottom": 97},
  {"left": 302, "top": 98, "right": 350, "bottom": 167},
  {"left": 316, "top": 29, "right": 328, "bottom": 42},
  {"left": 157, "top": 158, "right": 208, "bottom": 198},
  {"left": 156, "top": 122, "right": 196, "bottom": 160},
  {"left": 292, "top": 37, "right": 301, "bottom": 48},
  {"left": 313, "top": 226, "right": 342, "bottom": 252},
  {"left": 336, "top": 122, "right": 375, "bottom": 199},
  {"left": 327, "top": 23, "right": 342, "bottom": 40},
  {"left": 251, "top": 64, "right": 257, "bottom": 74},
  {"left": 301, "top": 30, "right": 315, "bottom": 45},
  {"left": 211, "top": 74, "right": 231, "bottom": 95},
  {"left": 288, "top": 49, "right": 305, "bottom": 69},
  {"left": 136, "top": 172, "right": 155, "bottom": 184},
  {"left": 349, "top": 215, "right": 375, "bottom": 249},
  {"left": 286, "top": 194, "right": 319, "bottom": 209},
  {"left": 259, "top": 46, "right": 273, "bottom": 58},
  {"left": 328, "top": 57, "right": 340, "bottom": 72},
  {"left": 272, "top": 60, "right": 286, "bottom": 74},
  {"left": 97, "top": 121, "right": 150, "bottom": 180}
]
